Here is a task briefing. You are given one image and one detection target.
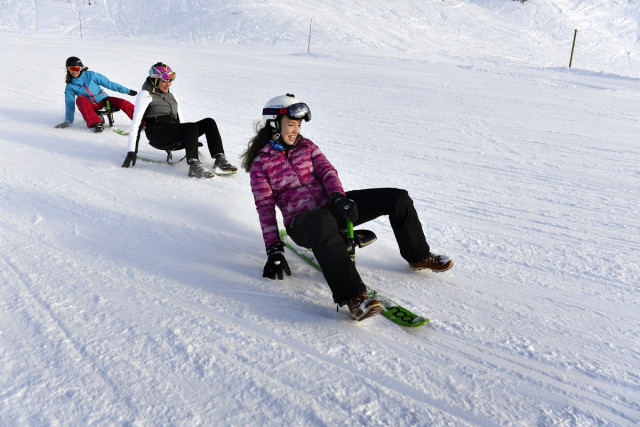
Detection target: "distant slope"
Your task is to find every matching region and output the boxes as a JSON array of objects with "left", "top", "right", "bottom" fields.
[{"left": 1, "top": 0, "right": 638, "bottom": 74}]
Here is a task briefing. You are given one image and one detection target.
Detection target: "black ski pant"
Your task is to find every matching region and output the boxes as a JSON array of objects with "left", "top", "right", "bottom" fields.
[
  {"left": 286, "top": 188, "right": 430, "bottom": 306},
  {"left": 145, "top": 118, "right": 224, "bottom": 161}
]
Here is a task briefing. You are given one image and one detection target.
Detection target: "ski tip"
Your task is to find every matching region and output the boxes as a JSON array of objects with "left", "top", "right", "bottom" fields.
[{"left": 386, "top": 315, "right": 429, "bottom": 327}]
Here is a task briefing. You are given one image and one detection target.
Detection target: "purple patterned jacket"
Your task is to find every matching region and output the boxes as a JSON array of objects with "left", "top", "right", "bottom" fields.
[{"left": 250, "top": 137, "right": 345, "bottom": 247}]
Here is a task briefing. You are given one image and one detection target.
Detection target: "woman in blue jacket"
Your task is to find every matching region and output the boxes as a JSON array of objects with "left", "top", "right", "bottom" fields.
[{"left": 55, "top": 56, "right": 137, "bottom": 133}]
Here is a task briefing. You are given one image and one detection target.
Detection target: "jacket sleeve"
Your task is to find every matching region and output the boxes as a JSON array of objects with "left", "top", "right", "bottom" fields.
[
  {"left": 93, "top": 72, "right": 131, "bottom": 95},
  {"left": 64, "top": 85, "right": 76, "bottom": 123},
  {"left": 126, "top": 90, "right": 152, "bottom": 152},
  {"left": 309, "top": 141, "right": 345, "bottom": 196},
  {"left": 250, "top": 158, "right": 281, "bottom": 248}
]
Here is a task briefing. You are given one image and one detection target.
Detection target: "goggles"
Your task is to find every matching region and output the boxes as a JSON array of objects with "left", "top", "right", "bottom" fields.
[
  {"left": 67, "top": 66, "right": 82, "bottom": 72},
  {"left": 263, "top": 102, "right": 311, "bottom": 121},
  {"left": 151, "top": 71, "right": 176, "bottom": 81}
]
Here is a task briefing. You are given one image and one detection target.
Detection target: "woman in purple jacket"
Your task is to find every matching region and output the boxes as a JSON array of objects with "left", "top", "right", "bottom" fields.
[{"left": 241, "top": 94, "right": 453, "bottom": 322}]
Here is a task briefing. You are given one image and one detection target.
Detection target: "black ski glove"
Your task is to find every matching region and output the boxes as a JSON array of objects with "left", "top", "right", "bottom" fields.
[
  {"left": 122, "top": 151, "right": 137, "bottom": 167},
  {"left": 263, "top": 241, "right": 291, "bottom": 280},
  {"left": 55, "top": 121, "right": 70, "bottom": 128},
  {"left": 330, "top": 192, "right": 359, "bottom": 223},
  {"left": 128, "top": 90, "right": 137, "bottom": 96}
]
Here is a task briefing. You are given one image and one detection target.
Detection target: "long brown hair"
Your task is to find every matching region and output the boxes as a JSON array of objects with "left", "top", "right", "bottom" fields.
[
  {"left": 241, "top": 117, "right": 306, "bottom": 172},
  {"left": 65, "top": 67, "right": 89, "bottom": 84},
  {"left": 240, "top": 121, "right": 273, "bottom": 172}
]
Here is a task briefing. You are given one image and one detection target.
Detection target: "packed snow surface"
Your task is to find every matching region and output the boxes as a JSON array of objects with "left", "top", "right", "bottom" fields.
[{"left": 1, "top": 0, "right": 639, "bottom": 425}]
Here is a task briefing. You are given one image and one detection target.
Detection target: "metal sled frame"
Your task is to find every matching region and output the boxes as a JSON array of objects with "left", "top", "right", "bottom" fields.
[
  {"left": 148, "top": 140, "right": 204, "bottom": 164},
  {"left": 96, "top": 100, "right": 120, "bottom": 128}
]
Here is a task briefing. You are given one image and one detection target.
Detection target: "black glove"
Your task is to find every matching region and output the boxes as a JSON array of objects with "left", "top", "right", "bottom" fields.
[
  {"left": 122, "top": 151, "right": 137, "bottom": 167},
  {"left": 330, "top": 192, "right": 359, "bottom": 222},
  {"left": 128, "top": 90, "right": 137, "bottom": 96},
  {"left": 55, "top": 121, "right": 70, "bottom": 128},
  {"left": 263, "top": 241, "right": 291, "bottom": 280}
]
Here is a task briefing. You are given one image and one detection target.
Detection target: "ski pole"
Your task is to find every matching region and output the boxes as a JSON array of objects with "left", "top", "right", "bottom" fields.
[{"left": 346, "top": 217, "right": 356, "bottom": 262}]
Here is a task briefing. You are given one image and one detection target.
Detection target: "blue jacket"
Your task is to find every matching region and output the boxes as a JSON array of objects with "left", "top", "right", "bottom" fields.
[{"left": 64, "top": 70, "right": 131, "bottom": 123}]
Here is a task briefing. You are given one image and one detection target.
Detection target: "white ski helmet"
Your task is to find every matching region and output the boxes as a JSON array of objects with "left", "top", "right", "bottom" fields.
[{"left": 262, "top": 93, "right": 311, "bottom": 134}]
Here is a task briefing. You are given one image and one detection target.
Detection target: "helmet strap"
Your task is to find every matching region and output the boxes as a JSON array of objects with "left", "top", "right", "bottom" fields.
[
  {"left": 266, "top": 119, "right": 282, "bottom": 149},
  {"left": 266, "top": 118, "right": 281, "bottom": 137}
]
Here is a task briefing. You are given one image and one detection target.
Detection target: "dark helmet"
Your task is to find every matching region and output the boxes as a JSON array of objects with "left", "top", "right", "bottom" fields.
[{"left": 65, "top": 56, "right": 83, "bottom": 68}]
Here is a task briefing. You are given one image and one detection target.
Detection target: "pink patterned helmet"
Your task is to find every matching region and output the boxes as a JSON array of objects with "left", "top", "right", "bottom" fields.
[{"left": 149, "top": 62, "right": 175, "bottom": 81}]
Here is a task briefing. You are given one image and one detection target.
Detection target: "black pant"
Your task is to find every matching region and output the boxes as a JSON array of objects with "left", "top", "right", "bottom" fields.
[
  {"left": 145, "top": 118, "right": 223, "bottom": 160},
  {"left": 286, "top": 188, "right": 430, "bottom": 305}
]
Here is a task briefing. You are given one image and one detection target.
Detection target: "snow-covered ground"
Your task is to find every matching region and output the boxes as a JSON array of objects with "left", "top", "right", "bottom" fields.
[{"left": 1, "top": 0, "right": 639, "bottom": 425}]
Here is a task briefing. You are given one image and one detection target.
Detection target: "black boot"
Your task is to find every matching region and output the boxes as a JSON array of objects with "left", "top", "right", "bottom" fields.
[{"left": 93, "top": 122, "right": 104, "bottom": 133}]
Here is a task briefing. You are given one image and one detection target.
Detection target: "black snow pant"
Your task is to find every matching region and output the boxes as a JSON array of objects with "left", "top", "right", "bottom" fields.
[
  {"left": 145, "top": 117, "right": 224, "bottom": 161},
  {"left": 286, "top": 188, "right": 430, "bottom": 306}
]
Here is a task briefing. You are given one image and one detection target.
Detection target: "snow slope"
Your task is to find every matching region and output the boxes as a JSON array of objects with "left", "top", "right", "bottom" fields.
[
  {"left": 1, "top": 0, "right": 639, "bottom": 425},
  {"left": 2, "top": 0, "right": 640, "bottom": 76}
]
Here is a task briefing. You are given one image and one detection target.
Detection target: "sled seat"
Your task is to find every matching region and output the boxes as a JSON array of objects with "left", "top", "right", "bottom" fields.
[
  {"left": 96, "top": 105, "right": 120, "bottom": 128},
  {"left": 149, "top": 139, "right": 204, "bottom": 164},
  {"left": 341, "top": 229, "right": 377, "bottom": 254}
]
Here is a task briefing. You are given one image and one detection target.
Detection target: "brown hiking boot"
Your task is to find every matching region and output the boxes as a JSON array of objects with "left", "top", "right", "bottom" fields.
[
  {"left": 410, "top": 253, "right": 454, "bottom": 272},
  {"left": 347, "top": 291, "right": 382, "bottom": 321}
]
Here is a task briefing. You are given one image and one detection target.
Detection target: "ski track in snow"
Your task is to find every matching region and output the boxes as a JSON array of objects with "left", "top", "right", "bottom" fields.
[{"left": 1, "top": 0, "right": 640, "bottom": 425}]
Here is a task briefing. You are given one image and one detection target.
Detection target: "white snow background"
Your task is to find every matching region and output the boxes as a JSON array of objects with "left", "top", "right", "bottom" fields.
[{"left": 1, "top": 0, "right": 639, "bottom": 425}]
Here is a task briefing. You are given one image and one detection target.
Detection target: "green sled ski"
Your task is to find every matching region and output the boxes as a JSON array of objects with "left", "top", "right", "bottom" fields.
[
  {"left": 279, "top": 230, "right": 429, "bottom": 327},
  {"left": 136, "top": 156, "right": 176, "bottom": 165}
]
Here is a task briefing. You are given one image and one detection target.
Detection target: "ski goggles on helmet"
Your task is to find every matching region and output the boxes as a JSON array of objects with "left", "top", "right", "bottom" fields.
[
  {"left": 67, "top": 66, "right": 82, "bottom": 72},
  {"left": 263, "top": 102, "right": 311, "bottom": 121},
  {"left": 154, "top": 72, "right": 175, "bottom": 81},
  {"left": 149, "top": 65, "right": 176, "bottom": 81}
]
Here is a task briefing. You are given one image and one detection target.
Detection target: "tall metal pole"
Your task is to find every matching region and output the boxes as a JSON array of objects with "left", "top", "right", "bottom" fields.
[
  {"left": 307, "top": 18, "right": 312, "bottom": 53},
  {"left": 569, "top": 29, "right": 578, "bottom": 67}
]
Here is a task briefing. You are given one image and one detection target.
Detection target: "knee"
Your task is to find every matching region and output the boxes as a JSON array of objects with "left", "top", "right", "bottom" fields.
[
  {"left": 389, "top": 188, "right": 413, "bottom": 212},
  {"left": 396, "top": 188, "right": 411, "bottom": 204},
  {"left": 75, "top": 96, "right": 89, "bottom": 107},
  {"left": 202, "top": 117, "right": 218, "bottom": 132}
]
